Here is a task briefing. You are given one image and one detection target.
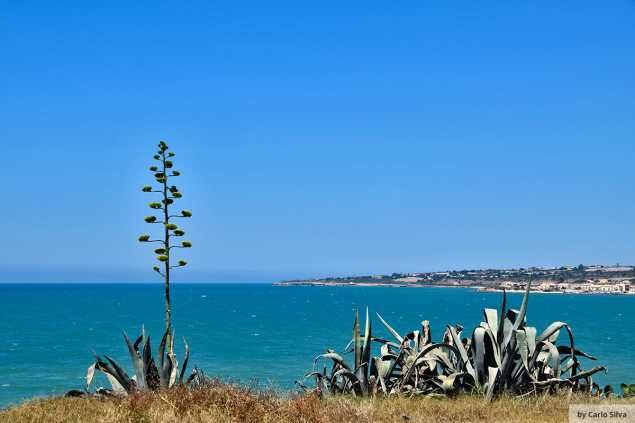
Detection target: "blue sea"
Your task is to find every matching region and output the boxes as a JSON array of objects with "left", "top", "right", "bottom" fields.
[{"left": 0, "top": 283, "right": 633, "bottom": 408}]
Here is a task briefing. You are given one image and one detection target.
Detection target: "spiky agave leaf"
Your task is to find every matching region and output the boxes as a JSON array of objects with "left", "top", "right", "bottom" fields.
[
  {"left": 142, "top": 336, "right": 160, "bottom": 390},
  {"left": 362, "top": 307, "right": 372, "bottom": 369},
  {"left": 158, "top": 329, "right": 167, "bottom": 370},
  {"left": 567, "top": 366, "right": 607, "bottom": 383},
  {"left": 471, "top": 327, "right": 488, "bottom": 388},
  {"left": 94, "top": 356, "right": 134, "bottom": 393},
  {"left": 104, "top": 373, "right": 127, "bottom": 394},
  {"left": 167, "top": 331, "right": 179, "bottom": 387},
  {"left": 86, "top": 362, "right": 96, "bottom": 392},
  {"left": 123, "top": 332, "right": 146, "bottom": 390},
  {"left": 157, "top": 329, "right": 178, "bottom": 388},
  {"left": 314, "top": 352, "right": 352, "bottom": 371},
  {"left": 179, "top": 338, "right": 190, "bottom": 385},
  {"left": 557, "top": 346, "right": 596, "bottom": 360},
  {"left": 353, "top": 309, "right": 361, "bottom": 371},
  {"left": 497, "top": 289, "right": 507, "bottom": 346},
  {"left": 512, "top": 278, "right": 532, "bottom": 333},
  {"left": 168, "top": 353, "right": 179, "bottom": 387},
  {"left": 483, "top": 309, "right": 499, "bottom": 344},
  {"left": 376, "top": 313, "right": 403, "bottom": 344},
  {"left": 485, "top": 367, "right": 500, "bottom": 401},
  {"left": 514, "top": 329, "right": 532, "bottom": 381},
  {"left": 447, "top": 325, "right": 475, "bottom": 380},
  {"left": 358, "top": 307, "right": 372, "bottom": 393},
  {"left": 537, "top": 321, "right": 569, "bottom": 343}
]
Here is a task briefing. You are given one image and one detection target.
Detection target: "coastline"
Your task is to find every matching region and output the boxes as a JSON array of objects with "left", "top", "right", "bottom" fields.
[
  {"left": 273, "top": 281, "right": 635, "bottom": 295},
  {"left": 274, "top": 264, "right": 635, "bottom": 295}
]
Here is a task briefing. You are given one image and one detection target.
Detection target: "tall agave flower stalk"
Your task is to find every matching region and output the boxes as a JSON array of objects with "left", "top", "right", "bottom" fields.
[
  {"left": 303, "top": 281, "right": 607, "bottom": 400},
  {"left": 65, "top": 142, "right": 200, "bottom": 399},
  {"left": 83, "top": 327, "right": 191, "bottom": 396},
  {"left": 138, "top": 140, "right": 193, "bottom": 353}
]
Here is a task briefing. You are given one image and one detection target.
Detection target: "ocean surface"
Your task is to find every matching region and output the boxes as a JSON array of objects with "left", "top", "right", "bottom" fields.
[{"left": 0, "top": 283, "right": 633, "bottom": 408}]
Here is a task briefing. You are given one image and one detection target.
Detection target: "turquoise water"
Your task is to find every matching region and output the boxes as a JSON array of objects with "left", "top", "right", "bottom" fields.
[{"left": 0, "top": 283, "right": 633, "bottom": 408}]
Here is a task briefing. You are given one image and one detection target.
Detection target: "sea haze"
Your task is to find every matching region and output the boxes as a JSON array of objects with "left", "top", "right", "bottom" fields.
[{"left": 0, "top": 283, "right": 633, "bottom": 407}]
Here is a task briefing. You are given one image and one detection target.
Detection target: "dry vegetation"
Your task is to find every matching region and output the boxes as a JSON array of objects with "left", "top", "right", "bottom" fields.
[{"left": 3, "top": 383, "right": 634, "bottom": 423}]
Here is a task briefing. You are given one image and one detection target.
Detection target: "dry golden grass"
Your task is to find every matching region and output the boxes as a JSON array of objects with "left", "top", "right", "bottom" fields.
[{"left": 2, "top": 385, "right": 634, "bottom": 423}]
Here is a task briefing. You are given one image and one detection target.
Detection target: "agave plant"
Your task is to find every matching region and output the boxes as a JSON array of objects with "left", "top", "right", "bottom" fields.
[
  {"left": 81, "top": 327, "right": 192, "bottom": 396},
  {"left": 303, "top": 280, "right": 607, "bottom": 400},
  {"left": 307, "top": 308, "right": 373, "bottom": 396}
]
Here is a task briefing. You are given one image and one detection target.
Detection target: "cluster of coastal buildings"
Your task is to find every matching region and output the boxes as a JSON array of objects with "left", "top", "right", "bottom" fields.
[
  {"left": 390, "top": 265, "right": 635, "bottom": 283},
  {"left": 499, "top": 279, "right": 633, "bottom": 294}
]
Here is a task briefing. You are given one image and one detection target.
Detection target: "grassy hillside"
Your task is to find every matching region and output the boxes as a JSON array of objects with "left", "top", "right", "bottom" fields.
[{"left": 3, "top": 384, "right": 634, "bottom": 423}]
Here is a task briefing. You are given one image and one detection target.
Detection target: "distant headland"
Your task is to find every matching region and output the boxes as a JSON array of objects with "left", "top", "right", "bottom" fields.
[{"left": 274, "top": 264, "right": 635, "bottom": 295}]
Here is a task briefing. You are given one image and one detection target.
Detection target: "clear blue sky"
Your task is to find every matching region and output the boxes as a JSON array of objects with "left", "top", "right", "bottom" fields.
[{"left": 1, "top": 1, "right": 634, "bottom": 282}]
